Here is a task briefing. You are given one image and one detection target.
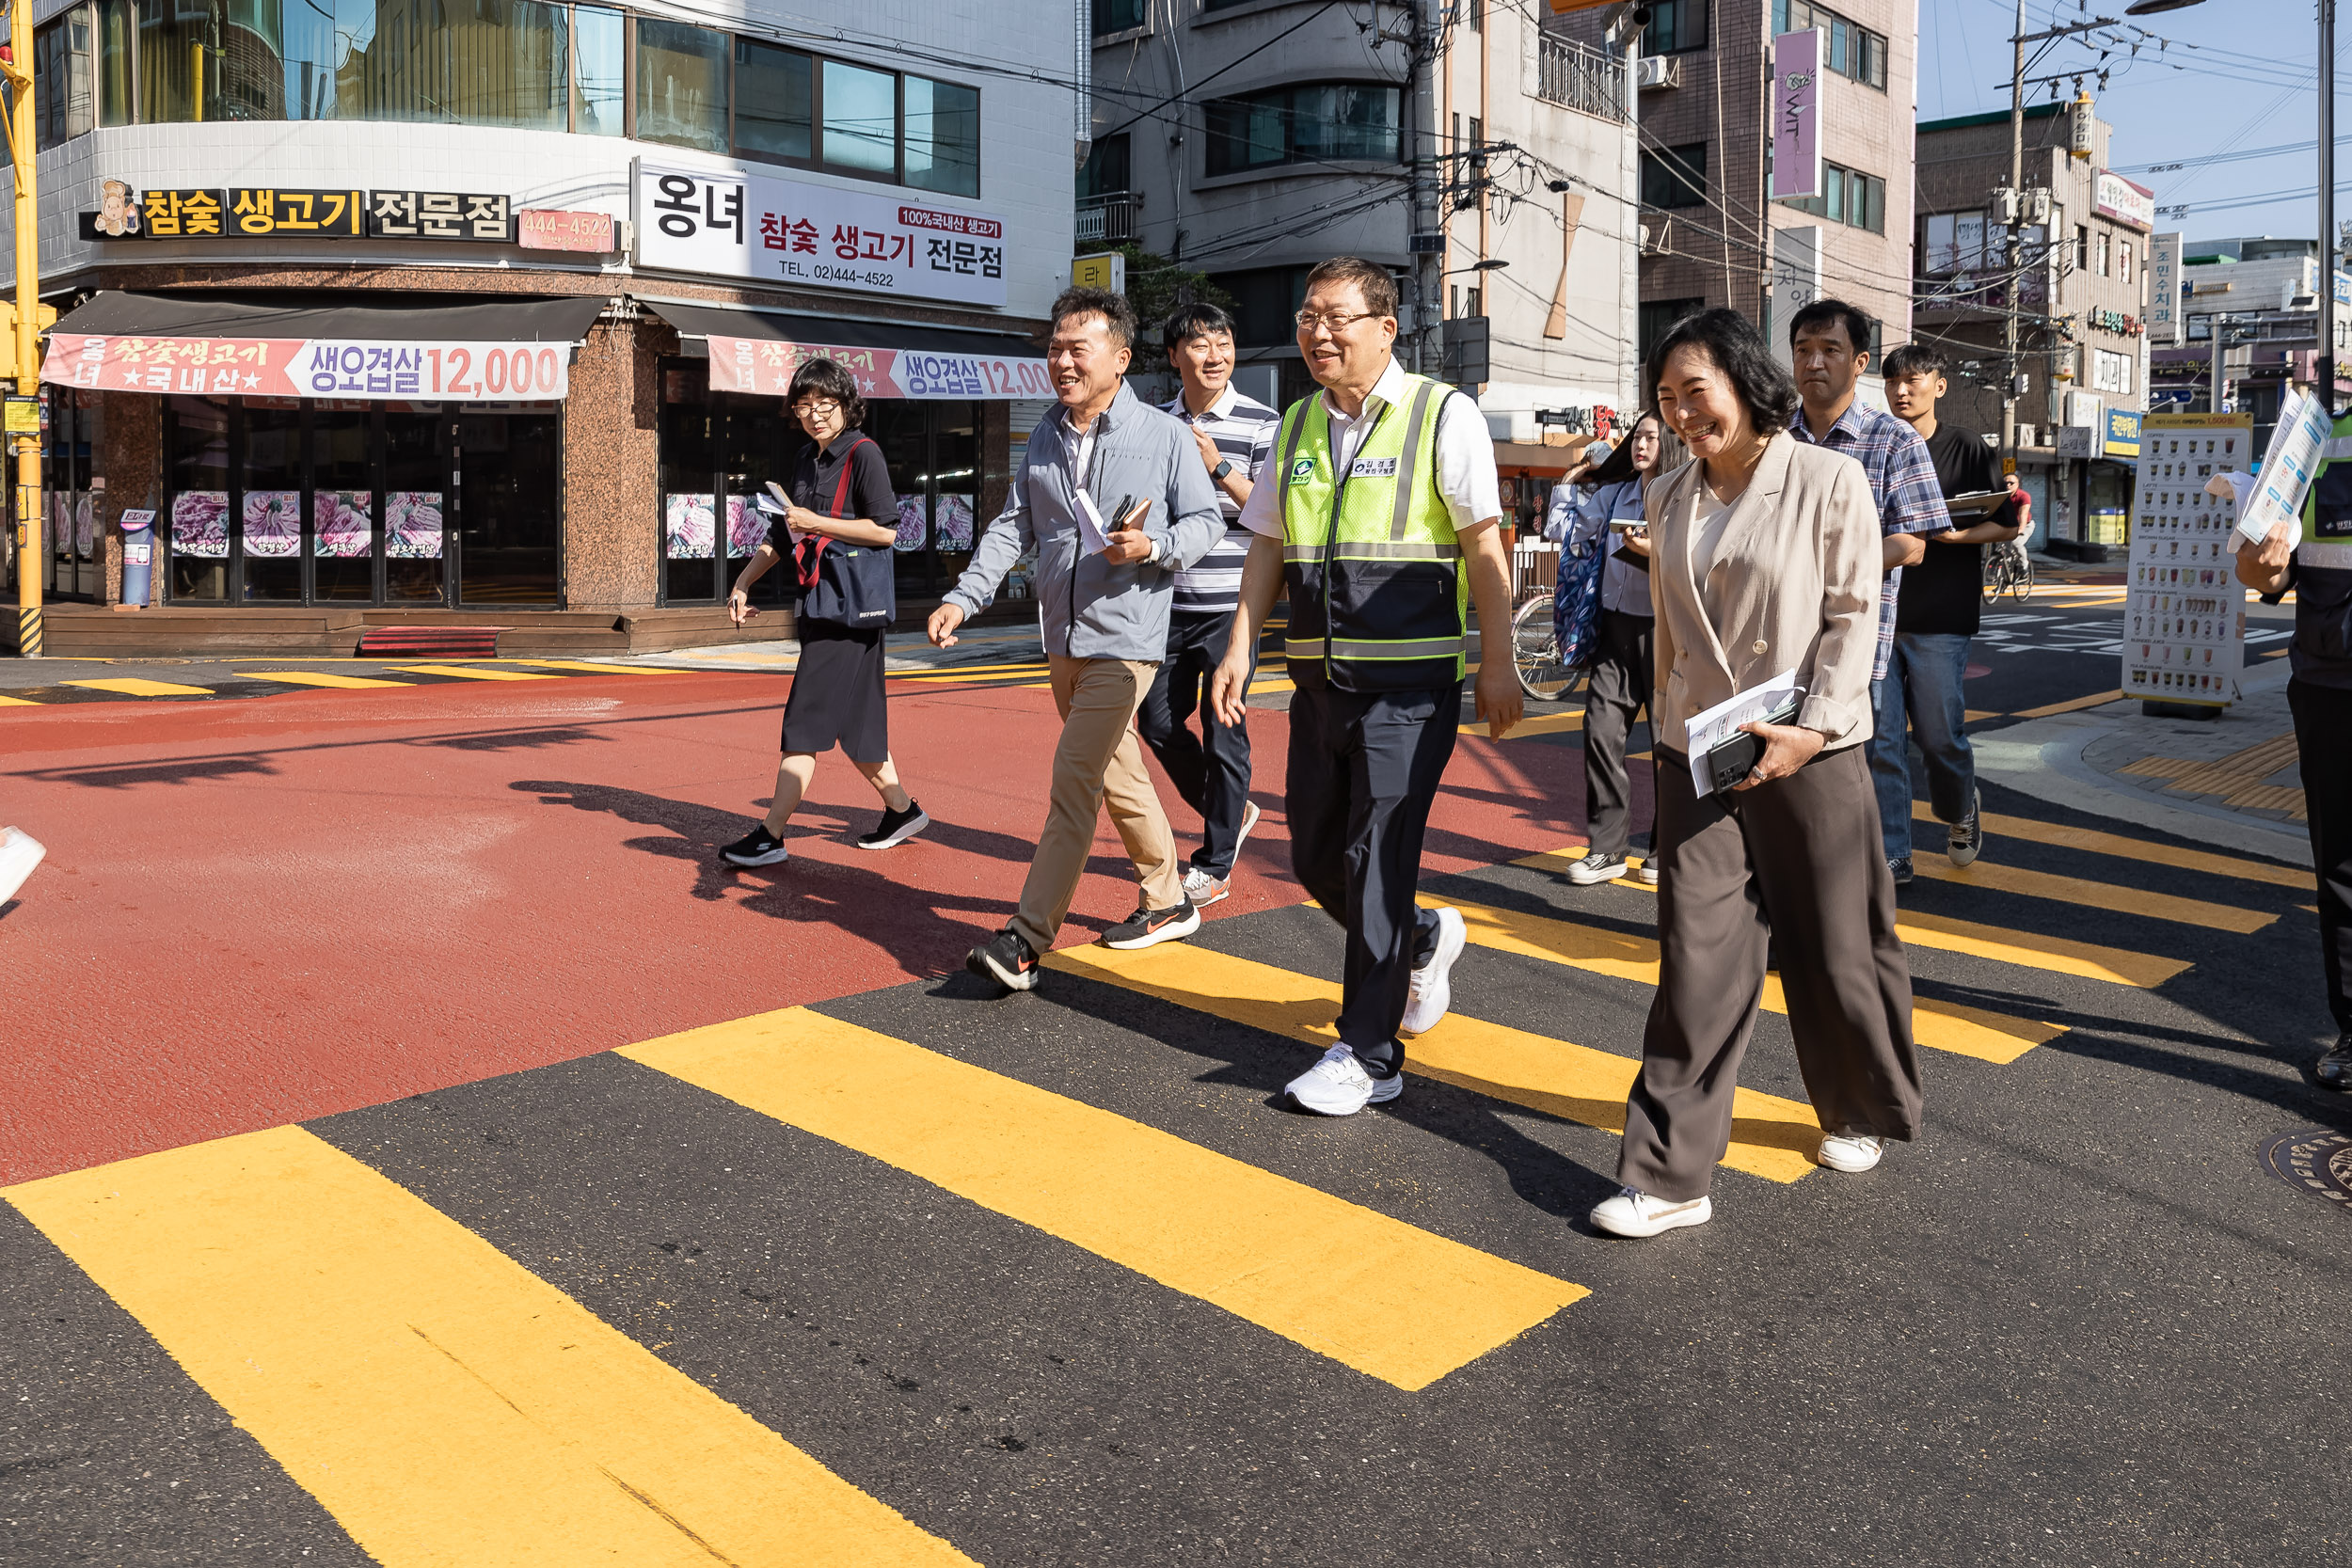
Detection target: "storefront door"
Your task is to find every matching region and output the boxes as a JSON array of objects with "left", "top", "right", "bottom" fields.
[{"left": 40, "top": 391, "right": 103, "bottom": 602}]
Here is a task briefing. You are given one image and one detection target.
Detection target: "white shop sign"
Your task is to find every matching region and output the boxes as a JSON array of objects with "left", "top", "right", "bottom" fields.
[{"left": 633, "top": 162, "right": 1009, "bottom": 309}]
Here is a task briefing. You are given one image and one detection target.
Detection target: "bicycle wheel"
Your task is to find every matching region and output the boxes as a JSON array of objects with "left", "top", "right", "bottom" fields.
[
  {"left": 1981, "top": 551, "right": 2001, "bottom": 602},
  {"left": 2010, "top": 547, "right": 2033, "bottom": 602},
  {"left": 1511, "top": 593, "right": 1578, "bottom": 701}
]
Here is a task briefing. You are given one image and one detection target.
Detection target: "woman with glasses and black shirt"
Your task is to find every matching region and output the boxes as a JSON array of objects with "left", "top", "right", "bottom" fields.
[{"left": 719, "top": 358, "right": 930, "bottom": 867}]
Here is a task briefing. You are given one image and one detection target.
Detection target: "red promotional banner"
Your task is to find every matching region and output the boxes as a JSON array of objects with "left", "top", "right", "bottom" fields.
[
  {"left": 42, "top": 332, "right": 574, "bottom": 402},
  {"left": 704, "top": 333, "right": 1052, "bottom": 403}
]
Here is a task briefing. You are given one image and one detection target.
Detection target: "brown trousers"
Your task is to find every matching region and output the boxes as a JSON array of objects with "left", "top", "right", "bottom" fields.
[
  {"left": 1009, "top": 656, "right": 1183, "bottom": 955},
  {"left": 1619, "top": 743, "right": 1923, "bottom": 1202}
]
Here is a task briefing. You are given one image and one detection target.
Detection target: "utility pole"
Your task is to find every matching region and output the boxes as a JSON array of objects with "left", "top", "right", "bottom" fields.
[
  {"left": 2002, "top": 0, "right": 2026, "bottom": 465},
  {"left": 1408, "top": 0, "right": 1442, "bottom": 376},
  {"left": 3, "top": 0, "right": 39, "bottom": 657}
]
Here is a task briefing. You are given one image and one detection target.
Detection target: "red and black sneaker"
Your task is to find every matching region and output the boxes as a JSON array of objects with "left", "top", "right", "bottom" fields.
[
  {"left": 1100, "top": 898, "right": 1201, "bottom": 951},
  {"left": 966, "top": 928, "right": 1041, "bottom": 992}
]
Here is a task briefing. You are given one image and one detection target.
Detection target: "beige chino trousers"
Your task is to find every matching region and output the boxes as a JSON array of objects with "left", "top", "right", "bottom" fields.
[{"left": 1009, "top": 655, "right": 1184, "bottom": 955}]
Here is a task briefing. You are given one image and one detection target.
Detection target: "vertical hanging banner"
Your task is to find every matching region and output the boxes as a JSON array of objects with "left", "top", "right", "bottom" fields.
[
  {"left": 1765, "top": 225, "right": 1823, "bottom": 370},
  {"left": 1769, "top": 29, "right": 1824, "bottom": 201}
]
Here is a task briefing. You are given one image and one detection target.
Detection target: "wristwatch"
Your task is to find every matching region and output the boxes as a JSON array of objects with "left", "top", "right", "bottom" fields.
[{"left": 1212, "top": 458, "right": 1235, "bottom": 481}]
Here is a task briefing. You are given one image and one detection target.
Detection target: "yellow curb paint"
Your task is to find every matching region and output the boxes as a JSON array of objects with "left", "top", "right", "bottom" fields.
[
  {"left": 1517, "top": 847, "right": 2185, "bottom": 987},
  {"left": 246, "top": 671, "right": 413, "bottom": 689},
  {"left": 3, "top": 1127, "right": 977, "bottom": 1568},
  {"left": 497, "top": 660, "right": 681, "bottom": 676},
  {"left": 622, "top": 1007, "right": 1584, "bottom": 1390},
  {"left": 1500, "top": 711, "right": 1585, "bottom": 739},
  {"left": 1905, "top": 857, "right": 2276, "bottom": 933},
  {"left": 1426, "top": 895, "right": 2059, "bottom": 1066},
  {"left": 1911, "top": 801, "right": 2309, "bottom": 889},
  {"left": 59, "top": 677, "right": 215, "bottom": 697},
  {"left": 0, "top": 692, "right": 40, "bottom": 705},
  {"left": 383, "top": 665, "right": 558, "bottom": 682},
  {"left": 1046, "top": 942, "right": 1820, "bottom": 1185},
  {"left": 2011, "top": 689, "right": 2123, "bottom": 719}
]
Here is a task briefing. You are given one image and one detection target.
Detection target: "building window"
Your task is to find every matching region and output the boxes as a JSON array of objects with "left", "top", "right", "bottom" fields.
[
  {"left": 1639, "top": 298, "right": 1707, "bottom": 365},
  {"left": 637, "top": 18, "right": 731, "bottom": 152},
  {"left": 1781, "top": 161, "right": 1883, "bottom": 232},
  {"left": 2091, "top": 347, "right": 2136, "bottom": 396},
  {"left": 2097, "top": 230, "right": 2111, "bottom": 277},
  {"left": 1093, "top": 0, "right": 1147, "bottom": 34},
  {"left": 1204, "top": 84, "right": 1403, "bottom": 175},
  {"left": 1773, "top": 1, "right": 1887, "bottom": 90},
  {"left": 1469, "top": 0, "right": 1484, "bottom": 32},
  {"left": 34, "top": 9, "right": 95, "bottom": 149},
  {"left": 1216, "top": 264, "right": 1316, "bottom": 345},
  {"left": 1645, "top": 0, "right": 1708, "bottom": 55},
  {"left": 1640, "top": 142, "right": 1708, "bottom": 210},
  {"left": 575, "top": 7, "right": 628, "bottom": 136},
  {"left": 1079, "top": 133, "right": 1132, "bottom": 199},
  {"left": 2121, "top": 239, "right": 2134, "bottom": 284},
  {"left": 822, "top": 58, "right": 900, "bottom": 176},
  {"left": 905, "top": 76, "right": 980, "bottom": 197},
  {"left": 736, "top": 39, "right": 814, "bottom": 162}
]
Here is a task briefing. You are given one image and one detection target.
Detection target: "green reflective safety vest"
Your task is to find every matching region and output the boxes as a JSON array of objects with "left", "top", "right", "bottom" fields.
[{"left": 1275, "top": 372, "right": 1467, "bottom": 692}]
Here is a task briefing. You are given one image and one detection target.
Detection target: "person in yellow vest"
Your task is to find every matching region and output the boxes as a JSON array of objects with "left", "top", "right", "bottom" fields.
[{"left": 1208, "top": 257, "right": 1523, "bottom": 1115}]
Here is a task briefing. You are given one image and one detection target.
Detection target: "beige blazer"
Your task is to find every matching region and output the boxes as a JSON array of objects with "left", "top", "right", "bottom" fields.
[{"left": 1645, "top": 430, "right": 1882, "bottom": 757}]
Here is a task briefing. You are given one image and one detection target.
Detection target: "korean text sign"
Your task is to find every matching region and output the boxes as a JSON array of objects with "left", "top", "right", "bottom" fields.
[
  {"left": 704, "top": 334, "right": 1053, "bottom": 402},
  {"left": 41, "top": 333, "right": 572, "bottom": 403},
  {"left": 634, "top": 162, "right": 1010, "bottom": 309},
  {"left": 1769, "top": 30, "right": 1823, "bottom": 202}
]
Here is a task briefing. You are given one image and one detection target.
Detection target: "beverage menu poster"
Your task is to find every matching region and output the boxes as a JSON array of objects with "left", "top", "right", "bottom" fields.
[{"left": 2122, "top": 412, "right": 2254, "bottom": 705}]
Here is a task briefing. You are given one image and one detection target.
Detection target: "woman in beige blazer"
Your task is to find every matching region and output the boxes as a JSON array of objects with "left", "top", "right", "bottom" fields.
[{"left": 1590, "top": 308, "right": 1921, "bottom": 1241}]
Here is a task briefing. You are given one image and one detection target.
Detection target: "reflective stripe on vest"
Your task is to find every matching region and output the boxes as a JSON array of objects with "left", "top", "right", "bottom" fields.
[{"left": 1276, "top": 372, "right": 1467, "bottom": 690}]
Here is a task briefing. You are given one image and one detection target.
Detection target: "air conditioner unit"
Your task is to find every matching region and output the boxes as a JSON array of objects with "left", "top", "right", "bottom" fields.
[
  {"left": 1635, "top": 55, "right": 1680, "bottom": 90},
  {"left": 2014, "top": 423, "right": 2039, "bottom": 448},
  {"left": 1639, "top": 217, "right": 1670, "bottom": 257}
]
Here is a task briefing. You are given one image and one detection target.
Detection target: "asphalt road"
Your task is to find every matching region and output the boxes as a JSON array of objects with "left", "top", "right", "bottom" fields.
[{"left": 4, "top": 576, "right": 2344, "bottom": 1567}]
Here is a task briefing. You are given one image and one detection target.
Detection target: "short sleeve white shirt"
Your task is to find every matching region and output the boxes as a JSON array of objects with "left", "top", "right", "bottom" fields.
[{"left": 1237, "top": 356, "right": 1502, "bottom": 539}]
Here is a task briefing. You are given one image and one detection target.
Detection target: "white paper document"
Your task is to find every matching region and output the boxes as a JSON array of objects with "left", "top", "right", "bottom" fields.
[
  {"left": 756, "top": 486, "right": 803, "bottom": 544},
  {"left": 1073, "top": 489, "right": 1113, "bottom": 554},
  {"left": 2239, "top": 388, "right": 2331, "bottom": 547},
  {"left": 1683, "top": 668, "right": 1804, "bottom": 795}
]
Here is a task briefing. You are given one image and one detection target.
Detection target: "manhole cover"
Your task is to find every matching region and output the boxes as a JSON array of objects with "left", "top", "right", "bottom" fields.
[{"left": 2259, "top": 1127, "right": 2352, "bottom": 1212}]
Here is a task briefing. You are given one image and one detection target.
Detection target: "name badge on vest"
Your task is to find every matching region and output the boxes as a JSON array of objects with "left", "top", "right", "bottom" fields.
[
  {"left": 1349, "top": 456, "right": 1399, "bottom": 479},
  {"left": 1289, "top": 456, "right": 1316, "bottom": 483}
]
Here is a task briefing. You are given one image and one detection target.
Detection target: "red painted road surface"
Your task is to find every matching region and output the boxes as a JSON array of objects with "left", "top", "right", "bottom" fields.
[{"left": 0, "top": 671, "right": 1610, "bottom": 1184}]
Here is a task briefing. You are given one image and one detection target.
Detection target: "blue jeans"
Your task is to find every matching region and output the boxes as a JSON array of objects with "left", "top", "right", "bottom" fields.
[{"left": 1869, "top": 632, "right": 1977, "bottom": 862}]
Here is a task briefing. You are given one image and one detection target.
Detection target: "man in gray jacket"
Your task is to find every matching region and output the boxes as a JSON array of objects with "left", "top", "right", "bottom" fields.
[{"left": 930, "top": 287, "right": 1224, "bottom": 991}]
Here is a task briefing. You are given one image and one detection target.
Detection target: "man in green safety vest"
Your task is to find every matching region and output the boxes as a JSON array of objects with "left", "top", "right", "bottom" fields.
[{"left": 1210, "top": 256, "right": 1523, "bottom": 1116}]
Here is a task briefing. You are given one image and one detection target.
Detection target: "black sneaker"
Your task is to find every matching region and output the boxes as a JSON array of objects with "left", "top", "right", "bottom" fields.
[
  {"left": 857, "top": 800, "right": 931, "bottom": 850},
  {"left": 1947, "top": 787, "right": 1985, "bottom": 867},
  {"left": 1100, "top": 898, "right": 1201, "bottom": 951},
  {"left": 967, "top": 928, "right": 1041, "bottom": 991},
  {"left": 721, "top": 826, "right": 789, "bottom": 867},
  {"left": 1887, "top": 857, "right": 1915, "bottom": 887},
  {"left": 2315, "top": 1034, "right": 2352, "bottom": 1092}
]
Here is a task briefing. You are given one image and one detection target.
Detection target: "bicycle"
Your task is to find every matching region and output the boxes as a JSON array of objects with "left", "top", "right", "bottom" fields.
[
  {"left": 1981, "top": 539, "right": 2034, "bottom": 602},
  {"left": 1510, "top": 591, "right": 1583, "bottom": 701}
]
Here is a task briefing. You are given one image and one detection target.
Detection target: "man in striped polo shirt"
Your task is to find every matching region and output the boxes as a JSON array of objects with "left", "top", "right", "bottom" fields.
[{"left": 1138, "top": 303, "right": 1280, "bottom": 906}]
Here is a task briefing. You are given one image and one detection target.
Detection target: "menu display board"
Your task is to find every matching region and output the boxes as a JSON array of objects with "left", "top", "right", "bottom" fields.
[{"left": 2122, "top": 412, "right": 2254, "bottom": 705}]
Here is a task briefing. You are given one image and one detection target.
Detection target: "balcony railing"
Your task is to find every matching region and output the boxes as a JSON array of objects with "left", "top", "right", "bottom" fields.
[
  {"left": 1532, "top": 36, "right": 1629, "bottom": 123},
  {"left": 1076, "top": 192, "right": 1137, "bottom": 245}
]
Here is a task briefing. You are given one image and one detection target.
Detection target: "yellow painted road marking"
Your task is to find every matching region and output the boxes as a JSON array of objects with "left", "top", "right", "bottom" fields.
[
  {"left": 60, "top": 676, "right": 214, "bottom": 698},
  {"left": 4, "top": 1126, "right": 976, "bottom": 1568},
  {"left": 1909, "top": 800, "right": 2308, "bottom": 889},
  {"left": 1501, "top": 711, "right": 1585, "bottom": 739},
  {"left": 0, "top": 693, "right": 40, "bottom": 705},
  {"left": 1963, "top": 708, "right": 2002, "bottom": 721},
  {"left": 624, "top": 1006, "right": 1583, "bottom": 1390},
  {"left": 1427, "top": 894, "right": 2059, "bottom": 1066},
  {"left": 2012, "top": 689, "right": 2123, "bottom": 719},
  {"left": 246, "top": 671, "right": 413, "bottom": 689},
  {"left": 1906, "top": 856, "right": 2275, "bottom": 932},
  {"left": 385, "top": 664, "right": 558, "bottom": 682},
  {"left": 498, "top": 659, "right": 681, "bottom": 676},
  {"left": 1046, "top": 942, "right": 1821, "bottom": 1184},
  {"left": 1518, "top": 847, "right": 2185, "bottom": 987}
]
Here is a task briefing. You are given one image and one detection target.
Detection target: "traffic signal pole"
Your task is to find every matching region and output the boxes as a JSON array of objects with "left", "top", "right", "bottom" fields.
[{"left": 3, "top": 0, "right": 40, "bottom": 657}]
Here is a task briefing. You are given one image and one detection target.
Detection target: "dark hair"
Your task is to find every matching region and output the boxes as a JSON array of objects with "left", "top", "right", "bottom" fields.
[
  {"left": 1051, "top": 286, "right": 1140, "bottom": 351},
  {"left": 787, "top": 355, "right": 866, "bottom": 430},
  {"left": 1304, "top": 256, "right": 1400, "bottom": 320},
  {"left": 1881, "top": 342, "right": 1947, "bottom": 381},
  {"left": 1163, "top": 301, "right": 1238, "bottom": 355},
  {"left": 1579, "top": 411, "right": 1662, "bottom": 490},
  {"left": 1788, "top": 297, "right": 1874, "bottom": 357},
  {"left": 1646, "top": 308, "right": 1801, "bottom": 437}
]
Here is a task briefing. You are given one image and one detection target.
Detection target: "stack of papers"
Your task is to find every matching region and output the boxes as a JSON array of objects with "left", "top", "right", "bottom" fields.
[
  {"left": 2237, "top": 388, "right": 2330, "bottom": 548},
  {"left": 1683, "top": 668, "right": 1804, "bottom": 794}
]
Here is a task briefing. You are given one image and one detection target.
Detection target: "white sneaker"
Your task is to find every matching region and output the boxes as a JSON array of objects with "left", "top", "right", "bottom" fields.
[
  {"left": 1399, "top": 906, "right": 1467, "bottom": 1035},
  {"left": 1284, "top": 1043, "right": 1403, "bottom": 1116},
  {"left": 1589, "top": 1186, "right": 1713, "bottom": 1238},
  {"left": 1636, "top": 856, "right": 1660, "bottom": 885},
  {"left": 1234, "top": 800, "right": 1262, "bottom": 854},
  {"left": 0, "top": 827, "right": 46, "bottom": 906},
  {"left": 1566, "top": 850, "right": 1629, "bottom": 886},
  {"left": 1816, "top": 1132, "right": 1884, "bottom": 1172}
]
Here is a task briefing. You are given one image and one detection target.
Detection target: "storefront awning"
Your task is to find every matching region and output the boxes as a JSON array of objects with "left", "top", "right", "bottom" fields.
[
  {"left": 642, "top": 298, "right": 1050, "bottom": 403},
  {"left": 42, "top": 292, "right": 609, "bottom": 403}
]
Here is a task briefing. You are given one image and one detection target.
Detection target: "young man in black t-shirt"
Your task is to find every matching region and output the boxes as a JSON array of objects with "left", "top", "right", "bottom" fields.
[{"left": 1875, "top": 344, "right": 2024, "bottom": 877}]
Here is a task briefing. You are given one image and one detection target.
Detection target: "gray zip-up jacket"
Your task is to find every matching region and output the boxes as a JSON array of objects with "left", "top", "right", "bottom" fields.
[{"left": 944, "top": 380, "right": 1224, "bottom": 661}]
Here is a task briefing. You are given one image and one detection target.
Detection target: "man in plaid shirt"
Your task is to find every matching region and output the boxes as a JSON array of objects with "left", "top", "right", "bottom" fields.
[{"left": 1786, "top": 298, "right": 1950, "bottom": 885}]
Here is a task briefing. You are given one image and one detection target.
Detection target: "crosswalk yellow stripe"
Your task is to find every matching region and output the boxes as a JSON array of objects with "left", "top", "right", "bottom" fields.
[
  {"left": 246, "top": 671, "right": 413, "bottom": 689},
  {"left": 1501, "top": 711, "right": 1585, "bottom": 739},
  {"left": 3, "top": 1126, "right": 976, "bottom": 1568},
  {"left": 497, "top": 659, "right": 680, "bottom": 676},
  {"left": 1905, "top": 856, "right": 2275, "bottom": 931},
  {"left": 1517, "top": 848, "right": 2185, "bottom": 987},
  {"left": 1429, "top": 895, "right": 2060, "bottom": 1065},
  {"left": 0, "top": 692, "right": 40, "bottom": 705},
  {"left": 384, "top": 664, "right": 558, "bottom": 682},
  {"left": 61, "top": 676, "right": 213, "bottom": 697},
  {"left": 1046, "top": 942, "right": 1821, "bottom": 1184},
  {"left": 2012, "top": 689, "right": 2122, "bottom": 719},
  {"left": 623, "top": 1006, "right": 1583, "bottom": 1391},
  {"left": 1910, "top": 801, "right": 2309, "bottom": 889}
]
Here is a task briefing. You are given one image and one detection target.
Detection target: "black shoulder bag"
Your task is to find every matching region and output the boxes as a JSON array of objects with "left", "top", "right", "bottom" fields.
[{"left": 793, "top": 436, "right": 897, "bottom": 629}]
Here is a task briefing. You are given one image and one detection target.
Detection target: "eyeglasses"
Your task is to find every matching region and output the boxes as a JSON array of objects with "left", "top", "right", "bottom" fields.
[
  {"left": 790, "top": 397, "right": 842, "bottom": 417},
  {"left": 1295, "top": 309, "right": 1380, "bottom": 334}
]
